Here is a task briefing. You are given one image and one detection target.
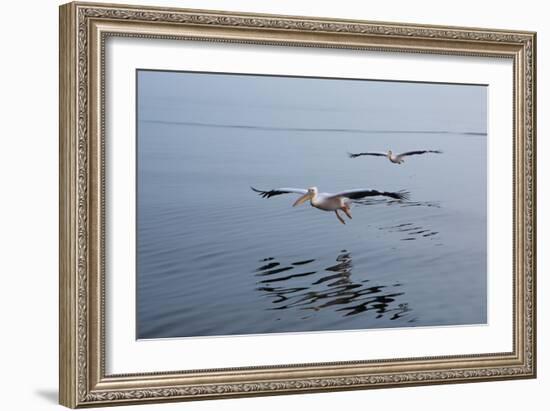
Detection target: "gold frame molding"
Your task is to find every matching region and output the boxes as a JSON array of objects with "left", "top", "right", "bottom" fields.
[{"left": 59, "top": 1, "right": 536, "bottom": 408}]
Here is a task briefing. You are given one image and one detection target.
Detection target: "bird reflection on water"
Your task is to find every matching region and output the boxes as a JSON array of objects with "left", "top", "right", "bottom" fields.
[{"left": 255, "top": 251, "right": 413, "bottom": 323}]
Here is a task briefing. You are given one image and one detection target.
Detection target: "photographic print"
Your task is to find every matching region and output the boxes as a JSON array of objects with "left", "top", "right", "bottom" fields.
[{"left": 136, "top": 70, "right": 487, "bottom": 339}]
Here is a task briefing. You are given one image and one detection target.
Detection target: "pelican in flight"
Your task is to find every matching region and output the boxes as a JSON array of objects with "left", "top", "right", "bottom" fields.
[
  {"left": 251, "top": 186, "right": 408, "bottom": 224},
  {"left": 348, "top": 149, "right": 442, "bottom": 164}
]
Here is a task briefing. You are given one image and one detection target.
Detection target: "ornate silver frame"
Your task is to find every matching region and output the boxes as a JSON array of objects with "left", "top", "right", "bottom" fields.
[{"left": 59, "top": 1, "right": 536, "bottom": 408}]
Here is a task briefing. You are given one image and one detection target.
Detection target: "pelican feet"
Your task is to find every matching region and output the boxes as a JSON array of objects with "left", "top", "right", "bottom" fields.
[
  {"left": 334, "top": 210, "right": 346, "bottom": 225},
  {"left": 342, "top": 205, "right": 352, "bottom": 220}
]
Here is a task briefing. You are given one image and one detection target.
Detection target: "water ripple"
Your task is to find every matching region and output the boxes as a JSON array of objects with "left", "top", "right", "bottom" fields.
[{"left": 255, "top": 251, "right": 412, "bottom": 321}]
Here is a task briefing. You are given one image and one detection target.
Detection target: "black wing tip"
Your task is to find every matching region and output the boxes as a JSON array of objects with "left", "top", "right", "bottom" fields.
[
  {"left": 404, "top": 149, "right": 443, "bottom": 156},
  {"left": 250, "top": 186, "right": 269, "bottom": 198},
  {"left": 392, "top": 190, "right": 410, "bottom": 201},
  {"left": 347, "top": 152, "right": 359, "bottom": 158}
]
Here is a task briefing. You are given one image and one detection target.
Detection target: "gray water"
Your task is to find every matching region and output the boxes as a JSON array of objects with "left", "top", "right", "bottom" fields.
[{"left": 136, "top": 71, "right": 487, "bottom": 339}]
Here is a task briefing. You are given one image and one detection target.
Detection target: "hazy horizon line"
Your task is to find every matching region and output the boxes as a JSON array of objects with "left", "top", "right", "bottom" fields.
[{"left": 140, "top": 119, "right": 487, "bottom": 136}]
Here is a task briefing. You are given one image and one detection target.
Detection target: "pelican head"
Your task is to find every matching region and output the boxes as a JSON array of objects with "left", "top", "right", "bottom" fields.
[
  {"left": 293, "top": 186, "right": 318, "bottom": 207},
  {"left": 387, "top": 150, "right": 393, "bottom": 157}
]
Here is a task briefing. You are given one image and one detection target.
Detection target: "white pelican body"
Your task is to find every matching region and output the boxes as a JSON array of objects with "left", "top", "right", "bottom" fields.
[
  {"left": 308, "top": 190, "right": 348, "bottom": 212},
  {"left": 348, "top": 149, "right": 442, "bottom": 164},
  {"left": 252, "top": 186, "right": 408, "bottom": 224}
]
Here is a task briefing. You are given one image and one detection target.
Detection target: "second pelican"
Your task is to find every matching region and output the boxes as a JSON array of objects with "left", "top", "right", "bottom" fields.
[{"left": 348, "top": 149, "right": 442, "bottom": 164}]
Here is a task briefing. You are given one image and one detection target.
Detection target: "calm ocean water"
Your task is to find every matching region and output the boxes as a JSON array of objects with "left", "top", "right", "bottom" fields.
[{"left": 136, "top": 122, "right": 487, "bottom": 339}]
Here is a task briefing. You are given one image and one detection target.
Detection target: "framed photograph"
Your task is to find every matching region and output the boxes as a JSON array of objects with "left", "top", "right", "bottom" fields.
[{"left": 59, "top": 2, "right": 536, "bottom": 408}]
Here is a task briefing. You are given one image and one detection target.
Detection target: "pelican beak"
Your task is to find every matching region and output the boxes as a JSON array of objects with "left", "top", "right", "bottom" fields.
[{"left": 293, "top": 192, "right": 313, "bottom": 207}]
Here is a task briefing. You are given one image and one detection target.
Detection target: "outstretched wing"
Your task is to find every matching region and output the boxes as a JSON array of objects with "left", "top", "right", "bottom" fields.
[
  {"left": 330, "top": 189, "right": 409, "bottom": 201},
  {"left": 251, "top": 187, "right": 307, "bottom": 199},
  {"left": 348, "top": 151, "right": 387, "bottom": 158},
  {"left": 399, "top": 150, "right": 442, "bottom": 157}
]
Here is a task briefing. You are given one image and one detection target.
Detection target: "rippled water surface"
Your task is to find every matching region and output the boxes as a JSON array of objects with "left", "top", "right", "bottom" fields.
[{"left": 136, "top": 71, "right": 487, "bottom": 339}]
